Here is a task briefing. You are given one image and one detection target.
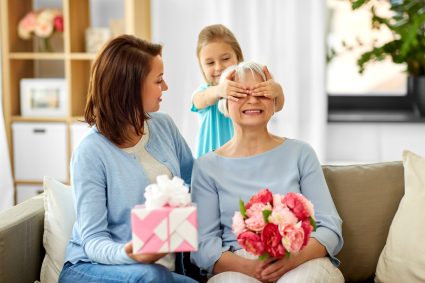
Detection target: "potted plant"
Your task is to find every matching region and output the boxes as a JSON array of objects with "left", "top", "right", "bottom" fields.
[{"left": 350, "top": 0, "right": 425, "bottom": 115}]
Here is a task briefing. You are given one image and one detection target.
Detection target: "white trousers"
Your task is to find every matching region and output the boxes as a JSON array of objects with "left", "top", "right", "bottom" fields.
[{"left": 207, "top": 250, "right": 344, "bottom": 283}]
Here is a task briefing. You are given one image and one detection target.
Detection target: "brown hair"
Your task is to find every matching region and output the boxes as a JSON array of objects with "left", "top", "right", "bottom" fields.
[
  {"left": 196, "top": 24, "right": 244, "bottom": 66},
  {"left": 84, "top": 34, "right": 162, "bottom": 145}
]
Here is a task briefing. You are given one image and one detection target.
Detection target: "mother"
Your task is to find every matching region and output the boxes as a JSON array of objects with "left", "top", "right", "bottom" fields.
[
  {"left": 191, "top": 62, "right": 344, "bottom": 283},
  {"left": 59, "top": 35, "right": 196, "bottom": 283}
]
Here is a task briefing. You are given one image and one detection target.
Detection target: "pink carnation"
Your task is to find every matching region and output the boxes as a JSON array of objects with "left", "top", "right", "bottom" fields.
[
  {"left": 232, "top": 212, "right": 246, "bottom": 236},
  {"left": 246, "top": 188, "right": 273, "bottom": 210},
  {"left": 53, "top": 15, "right": 64, "bottom": 32},
  {"left": 280, "top": 223, "right": 305, "bottom": 254},
  {"left": 237, "top": 231, "right": 265, "bottom": 256},
  {"left": 283, "top": 192, "right": 314, "bottom": 221},
  {"left": 245, "top": 214, "right": 266, "bottom": 232},
  {"left": 18, "top": 12, "right": 37, "bottom": 39},
  {"left": 261, "top": 223, "right": 286, "bottom": 257},
  {"left": 246, "top": 202, "right": 272, "bottom": 218},
  {"left": 301, "top": 219, "right": 314, "bottom": 246},
  {"left": 272, "top": 194, "right": 285, "bottom": 209},
  {"left": 268, "top": 206, "right": 298, "bottom": 227}
]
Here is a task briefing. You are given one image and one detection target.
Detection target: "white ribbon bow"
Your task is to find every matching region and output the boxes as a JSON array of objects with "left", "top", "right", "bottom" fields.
[{"left": 144, "top": 175, "right": 191, "bottom": 209}]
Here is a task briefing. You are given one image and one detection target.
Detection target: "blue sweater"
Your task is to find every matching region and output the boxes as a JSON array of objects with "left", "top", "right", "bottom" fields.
[
  {"left": 64, "top": 112, "right": 194, "bottom": 264},
  {"left": 190, "top": 139, "right": 343, "bottom": 273}
]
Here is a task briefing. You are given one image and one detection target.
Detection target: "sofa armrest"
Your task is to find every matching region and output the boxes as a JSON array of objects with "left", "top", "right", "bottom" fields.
[{"left": 0, "top": 194, "right": 45, "bottom": 283}]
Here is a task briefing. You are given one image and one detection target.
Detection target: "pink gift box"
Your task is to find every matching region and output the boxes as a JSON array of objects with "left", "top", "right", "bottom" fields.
[{"left": 131, "top": 204, "right": 198, "bottom": 254}]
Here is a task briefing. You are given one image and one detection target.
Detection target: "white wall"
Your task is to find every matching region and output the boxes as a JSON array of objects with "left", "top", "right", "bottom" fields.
[
  {"left": 17, "top": 1, "right": 425, "bottom": 165},
  {"left": 326, "top": 123, "right": 425, "bottom": 164}
]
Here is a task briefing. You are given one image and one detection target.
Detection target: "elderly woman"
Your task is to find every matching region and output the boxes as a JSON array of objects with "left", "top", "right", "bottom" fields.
[{"left": 190, "top": 62, "right": 344, "bottom": 283}]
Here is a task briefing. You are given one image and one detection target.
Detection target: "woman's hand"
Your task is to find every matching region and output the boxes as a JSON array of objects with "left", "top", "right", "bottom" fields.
[
  {"left": 217, "top": 69, "right": 248, "bottom": 101},
  {"left": 259, "top": 256, "right": 296, "bottom": 282},
  {"left": 245, "top": 258, "right": 269, "bottom": 281},
  {"left": 259, "top": 238, "right": 327, "bottom": 282},
  {"left": 124, "top": 242, "right": 167, "bottom": 264}
]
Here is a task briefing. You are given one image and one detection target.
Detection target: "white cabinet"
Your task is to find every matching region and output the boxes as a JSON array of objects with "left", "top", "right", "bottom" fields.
[
  {"left": 327, "top": 123, "right": 425, "bottom": 164},
  {"left": 16, "top": 184, "right": 43, "bottom": 204},
  {"left": 12, "top": 122, "right": 68, "bottom": 182}
]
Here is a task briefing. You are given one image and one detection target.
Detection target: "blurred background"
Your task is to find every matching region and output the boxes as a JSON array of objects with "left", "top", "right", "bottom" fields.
[{"left": 1, "top": 0, "right": 424, "bottom": 210}]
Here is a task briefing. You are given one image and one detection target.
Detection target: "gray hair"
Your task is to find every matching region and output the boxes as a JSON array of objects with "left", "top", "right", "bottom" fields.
[{"left": 218, "top": 61, "right": 266, "bottom": 117}]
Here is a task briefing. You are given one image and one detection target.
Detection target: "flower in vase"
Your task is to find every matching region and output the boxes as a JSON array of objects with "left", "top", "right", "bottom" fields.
[{"left": 18, "top": 9, "right": 64, "bottom": 43}]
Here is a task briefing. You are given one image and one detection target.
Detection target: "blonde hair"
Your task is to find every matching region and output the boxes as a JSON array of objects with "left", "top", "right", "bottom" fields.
[
  {"left": 218, "top": 61, "right": 267, "bottom": 117},
  {"left": 196, "top": 24, "right": 244, "bottom": 82}
]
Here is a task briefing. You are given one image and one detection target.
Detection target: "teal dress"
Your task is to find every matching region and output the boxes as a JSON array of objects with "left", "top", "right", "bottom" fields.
[{"left": 191, "top": 83, "right": 234, "bottom": 158}]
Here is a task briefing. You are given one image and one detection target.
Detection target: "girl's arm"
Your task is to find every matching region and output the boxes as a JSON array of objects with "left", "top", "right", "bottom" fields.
[
  {"left": 192, "top": 85, "right": 221, "bottom": 110},
  {"left": 260, "top": 238, "right": 327, "bottom": 282},
  {"left": 192, "top": 70, "right": 247, "bottom": 110}
]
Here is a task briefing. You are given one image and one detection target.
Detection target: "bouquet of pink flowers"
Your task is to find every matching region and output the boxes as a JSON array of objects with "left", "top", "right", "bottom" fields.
[
  {"left": 18, "top": 9, "right": 64, "bottom": 40},
  {"left": 232, "top": 189, "right": 316, "bottom": 259}
]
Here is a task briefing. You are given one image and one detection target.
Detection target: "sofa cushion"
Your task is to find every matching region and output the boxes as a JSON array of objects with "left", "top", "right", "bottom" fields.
[
  {"left": 40, "top": 176, "right": 75, "bottom": 283},
  {"left": 323, "top": 162, "right": 404, "bottom": 282},
  {"left": 0, "top": 194, "right": 44, "bottom": 283},
  {"left": 375, "top": 151, "right": 425, "bottom": 282}
]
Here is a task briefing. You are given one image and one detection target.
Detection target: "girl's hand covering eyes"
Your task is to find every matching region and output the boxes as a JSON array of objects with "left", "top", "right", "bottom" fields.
[
  {"left": 217, "top": 69, "right": 248, "bottom": 101},
  {"left": 251, "top": 66, "right": 283, "bottom": 100}
]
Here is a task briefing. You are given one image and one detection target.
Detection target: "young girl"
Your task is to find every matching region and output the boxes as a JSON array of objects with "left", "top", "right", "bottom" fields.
[{"left": 192, "top": 24, "right": 285, "bottom": 158}]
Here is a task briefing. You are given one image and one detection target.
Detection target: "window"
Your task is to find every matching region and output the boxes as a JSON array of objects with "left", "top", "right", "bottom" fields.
[
  {"left": 325, "top": 0, "right": 421, "bottom": 122},
  {"left": 326, "top": 0, "right": 407, "bottom": 96}
]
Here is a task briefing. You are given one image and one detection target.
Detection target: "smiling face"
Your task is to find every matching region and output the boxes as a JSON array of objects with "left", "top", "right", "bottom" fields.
[
  {"left": 228, "top": 71, "right": 275, "bottom": 128},
  {"left": 199, "top": 40, "right": 239, "bottom": 85},
  {"left": 142, "top": 55, "right": 168, "bottom": 112}
]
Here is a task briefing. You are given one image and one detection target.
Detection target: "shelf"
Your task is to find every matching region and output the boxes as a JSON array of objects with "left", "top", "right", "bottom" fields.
[
  {"left": 1, "top": 0, "right": 151, "bottom": 205},
  {"left": 9, "top": 52, "right": 66, "bottom": 60},
  {"left": 14, "top": 180, "right": 43, "bottom": 185},
  {"left": 69, "top": 53, "right": 96, "bottom": 60},
  {"left": 9, "top": 52, "right": 96, "bottom": 60},
  {"left": 12, "top": 116, "right": 68, "bottom": 123},
  {"left": 15, "top": 180, "right": 71, "bottom": 186}
]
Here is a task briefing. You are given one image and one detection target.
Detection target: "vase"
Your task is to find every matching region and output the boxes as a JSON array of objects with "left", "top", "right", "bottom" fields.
[
  {"left": 408, "top": 75, "right": 425, "bottom": 117},
  {"left": 38, "top": 37, "right": 53, "bottom": 52}
]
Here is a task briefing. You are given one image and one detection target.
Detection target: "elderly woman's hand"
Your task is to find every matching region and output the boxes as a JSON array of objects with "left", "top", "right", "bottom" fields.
[
  {"left": 124, "top": 242, "right": 167, "bottom": 264},
  {"left": 259, "top": 256, "right": 297, "bottom": 282},
  {"left": 250, "top": 66, "right": 283, "bottom": 100},
  {"left": 217, "top": 69, "right": 248, "bottom": 102}
]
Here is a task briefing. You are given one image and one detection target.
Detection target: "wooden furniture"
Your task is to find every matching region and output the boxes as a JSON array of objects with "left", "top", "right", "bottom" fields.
[{"left": 0, "top": 0, "right": 151, "bottom": 204}]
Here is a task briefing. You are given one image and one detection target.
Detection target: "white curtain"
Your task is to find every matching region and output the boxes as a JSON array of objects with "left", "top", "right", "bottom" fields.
[
  {"left": 152, "top": 0, "right": 327, "bottom": 160},
  {"left": 0, "top": 54, "right": 14, "bottom": 211}
]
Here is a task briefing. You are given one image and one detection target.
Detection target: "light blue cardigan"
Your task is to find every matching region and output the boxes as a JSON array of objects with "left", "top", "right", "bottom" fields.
[
  {"left": 64, "top": 112, "right": 194, "bottom": 265},
  {"left": 191, "top": 139, "right": 343, "bottom": 273}
]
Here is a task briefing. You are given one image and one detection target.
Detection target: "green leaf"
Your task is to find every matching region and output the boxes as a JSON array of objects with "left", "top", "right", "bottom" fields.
[
  {"left": 351, "top": 0, "right": 367, "bottom": 10},
  {"left": 309, "top": 216, "right": 317, "bottom": 231},
  {"left": 259, "top": 252, "right": 269, "bottom": 261},
  {"left": 285, "top": 250, "right": 291, "bottom": 258},
  {"left": 239, "top": 199, "right": 247, "bottom": 218},
  {"left": 262, "top": 209, "right": 272, "bottom": 223}
]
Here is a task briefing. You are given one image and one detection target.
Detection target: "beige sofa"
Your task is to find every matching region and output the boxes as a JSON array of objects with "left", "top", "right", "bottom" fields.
[{"left": 0, "top": 161, "right": 404, "bottom": 283}]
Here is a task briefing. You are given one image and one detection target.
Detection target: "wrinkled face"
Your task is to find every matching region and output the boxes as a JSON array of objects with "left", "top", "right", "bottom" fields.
[
  {"left": 228, "top": 72, "right": 274, "bottom": 127},
  {"left": 199, "top": 41, "right": 239, "bottom": 85},
  {"left": 142, "top": 55, "right": 168, "bottom": 112}
]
